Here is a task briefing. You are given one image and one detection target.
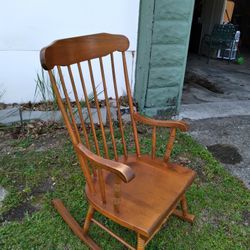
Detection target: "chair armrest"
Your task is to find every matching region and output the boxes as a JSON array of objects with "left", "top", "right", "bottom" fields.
[
  {"left": 75, "top": 143, "right": 135, "bottom": 183},
  {"left": 133, "top": 112, "right": 188, "bottom": 131}
]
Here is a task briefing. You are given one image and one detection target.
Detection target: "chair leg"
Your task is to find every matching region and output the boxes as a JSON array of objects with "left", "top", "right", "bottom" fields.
[
  {"left": 137, "top": 234, "right": 145, "bottom": 250},
  {"left": 180, "top": 194, "right": 188, "bottom": 217},
  {"left": 172, "top": 194, "right": 195, "bottom": 224},
  {"left": 83, "top": 205, "right": 95, "bottom": 235}
]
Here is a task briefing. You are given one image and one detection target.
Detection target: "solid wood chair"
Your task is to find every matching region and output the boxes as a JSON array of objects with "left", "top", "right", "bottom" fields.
[{"left": 40, "top": 33, "right": 196, "bottom": 250}]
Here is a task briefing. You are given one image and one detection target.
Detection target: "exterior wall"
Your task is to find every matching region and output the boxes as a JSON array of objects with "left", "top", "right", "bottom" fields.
[
  {"left": 135, "top": 0, "right": 195, "bottom": 117},
  {"left": 0, "top": 0, "right": 139, "bottom": 103}
]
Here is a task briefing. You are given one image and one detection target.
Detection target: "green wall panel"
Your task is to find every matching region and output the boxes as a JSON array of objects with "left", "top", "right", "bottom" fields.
[
  {"left": 153, "top": 21, "right": 190, "bottom": 45},
  {"left": 134, "top": 0, "right": 155, "bottom": 114},
  {"left": 134, "top": 0, "right": 195, "bottom": 117},
  {"left": 148, "top": 67, "right": 182, "bottom": 89},
  {"left": 145, "top": 87, "right": 179, "bottom": 108},
  {"left": 155, "top": 0, "right": 194, "bottom": 21},
  {"left": 150, "top": 45, "right": 186, "bottom": 67}
]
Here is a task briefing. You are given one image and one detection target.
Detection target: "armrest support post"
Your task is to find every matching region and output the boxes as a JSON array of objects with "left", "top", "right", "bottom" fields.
[
  {"left": 113, "top": 176, "right": 121, "bottom": 213},
  {"left": 164, "top": 128, "right": 176, "bottom": 163},
  {"left": 133, "top": 112, "right": 188, "bottom": 163}
]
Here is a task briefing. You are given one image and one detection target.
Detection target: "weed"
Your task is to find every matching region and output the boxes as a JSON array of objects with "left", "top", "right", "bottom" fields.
[
  {"left": 34, "top": 69, "right": 59, "bottom": 110},
  {"left": 0, "top": 85, "right": 6, "bottom": 101}
]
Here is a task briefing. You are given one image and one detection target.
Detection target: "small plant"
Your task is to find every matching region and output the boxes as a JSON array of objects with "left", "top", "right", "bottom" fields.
[
  {"left": 34, "top": 69, "right": 59, "bottom": 110},
  {"left": 0, "top": 85, "right": 6, "bottom": 101},
  {"left": 12, "top": 136, "right": 33, "bottom": 148},
  {"left": 80, "top": 83, "right": 103, "bottom": 107},
  {"left": 34, "top": 70, "right": 104, "bottom": 116},
  {"left": 73, "top": 83, "right": 104, "bottom": 122},
  {"left": 236, "top": 56, "right": 244, "bottom": 65}
]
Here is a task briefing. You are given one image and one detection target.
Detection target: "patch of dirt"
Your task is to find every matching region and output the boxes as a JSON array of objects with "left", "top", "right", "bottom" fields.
[
  {"left": 0, "top": 202, "right": 39, "bottom": 223},
  {"left": 174, "top": 153, "right": 207, "bottom": 182},
  {"left": 0, "top": 178, "right": 55, "bottom": 223},
  {"left": 185, "top": 71, "right": 224, "bottom": 94},
  {"left": 0, "top": 132, "right": 15, "bottom": 154},
  {"left": 28, "top": 130, "right": 67, "bottom": 152},
  {"left": 31, "top": 178, "right": 55, "bottom": 195},
  {"left": 13, "top": 121, "right": 65, "bottom": 139},
  {"left": 207, "top": 144, "right": 243, "bottom": 164},
  {"left": 198, "top": 209, "right": 230, "bottom": 229},
  {"left": 242, "top": 210, "right": 250, "bottom": 226},
  {"left": 0, "top": 121, "right": 68, "bottom": 155}
]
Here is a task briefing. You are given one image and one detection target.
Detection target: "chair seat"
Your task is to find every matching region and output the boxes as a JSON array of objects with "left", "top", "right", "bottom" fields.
[{"left": 86, "top": 155, "right": 196, "bottom": 237}]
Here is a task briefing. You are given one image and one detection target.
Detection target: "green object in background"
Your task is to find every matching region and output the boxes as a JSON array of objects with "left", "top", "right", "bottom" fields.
[{"left": 237, "top": 56, "right": 244, "bottom": 65}]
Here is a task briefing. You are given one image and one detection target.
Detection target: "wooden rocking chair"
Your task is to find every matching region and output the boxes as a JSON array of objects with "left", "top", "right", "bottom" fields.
[{"left": 40, "top": 33, "right": 196, "bottom": 249}]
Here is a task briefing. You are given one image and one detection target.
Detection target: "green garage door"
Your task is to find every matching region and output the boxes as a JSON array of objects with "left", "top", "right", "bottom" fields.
[{"left": 134, "top": 0, "right": 195, "bottom": 117}]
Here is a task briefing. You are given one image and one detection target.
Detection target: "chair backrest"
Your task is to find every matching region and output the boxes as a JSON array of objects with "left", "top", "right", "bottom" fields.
[
  {"left": 40, "top": 33, "right": 140, "bottom": 204},
  {"left": 212, "top": 24, "right": 236, "bottom": 41}
]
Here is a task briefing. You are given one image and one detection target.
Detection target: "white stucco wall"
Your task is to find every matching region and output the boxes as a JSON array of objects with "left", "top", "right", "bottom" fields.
[{"left": 0, "top": 0, "right": 140, "bottom": 103}]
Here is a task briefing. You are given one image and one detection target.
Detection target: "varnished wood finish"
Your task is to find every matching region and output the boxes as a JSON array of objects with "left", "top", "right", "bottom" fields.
[
  {"left": 172, "top": 209, "right": 195, "bottom": 224},
  {"left": 78, "top": 154, "right": 95, "bottom": 193},
  {"left": 57, "top": 66, "right": 81, "bottom": 143},
  {"left": 99, "top": 57, "right": 118, "bottom": 160},
  {"left": 83, "top": 205, "right": 95, "bottom": 234},
  {"left": 122, "top": 52, "right": 141, "bottom": 157},
  {"left": 151, "top": 126, "right": 156, "bottom": 159},
  {"left": 110, "top": 53, "right": 128, "bottom": 159},
  {"left": 88, "top": 60, "right": 109, "bottom": 159},
  {"left": 133, "top": 112, "right": 189, "bottom": 131},
  {"left": 113, "top": 176, "right": 121, "bottom": 213},
  {"left": 76, "top": 143, "right": 135, "bottom": 183},
  {"left": 40, "top": 33, "right": 196, "bottom": 249},
  {"left": 41, "top": 33, "right": 129, "bottom": 70},
  {"left": 86, "top": 155, "right": 196, "bottom": 237},
  {"left": 164, "top": 128, "right": 176, "bottom": 163},
  {"left": 180, "top": 195, "right": 188, "bottom": 217},
  {"left": 77, "top": 62, "right": 100, "bottom": 155},
  {"left": 48, "top": 70, "right": 78, "bottom": 146},
  {"left": 137, "top": 234, "right": 145, "bottom": 250},
  {"left": 67, "top": 65, "right": 90, "bottom": 148}
]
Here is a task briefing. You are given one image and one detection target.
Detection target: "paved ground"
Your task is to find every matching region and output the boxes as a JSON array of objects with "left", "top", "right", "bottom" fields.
[
  {"left": 183, "top": 53, "right": 250, "bottom": 105},
  {"left": 188, "top": 116, "right": 250, "bottom": 189},
  {"left": 180, "top": 54, "right": 250, "bottom": 189},
  {"left": 179, "top": 100, "right": 250, "bottom": 120}
]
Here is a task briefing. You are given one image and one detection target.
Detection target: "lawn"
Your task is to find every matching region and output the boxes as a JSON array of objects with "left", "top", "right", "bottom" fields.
[{"left": 0, "top": 124, "right": 249, "bottom": 249}]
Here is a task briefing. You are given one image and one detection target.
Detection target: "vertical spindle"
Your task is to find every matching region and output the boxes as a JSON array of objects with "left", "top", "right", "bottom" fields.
[
  {"left": 110, "top": 53, "right": 128, "bottom": 159},
  {"left": 121, "top": 52, "right": 141, "bottom": 157},
  {"left": 151, "top": 126, "right": 156, "bottom": 159},
  {"left": 99, "top": 57, "right": 118, "bottom": 160}
]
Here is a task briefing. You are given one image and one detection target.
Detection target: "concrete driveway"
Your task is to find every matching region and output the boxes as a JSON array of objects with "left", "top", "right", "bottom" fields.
[
  {"left": 179, "top": 55, "right": 250, "bottom": 189},
  {"left": 187, "top": 116, "right": 250, "bottom": 189}
]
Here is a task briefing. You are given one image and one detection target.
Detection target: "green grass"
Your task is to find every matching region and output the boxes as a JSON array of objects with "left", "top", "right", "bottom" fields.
[{"left": 0, "top": 128, "right": 249, "bottom": 249}]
